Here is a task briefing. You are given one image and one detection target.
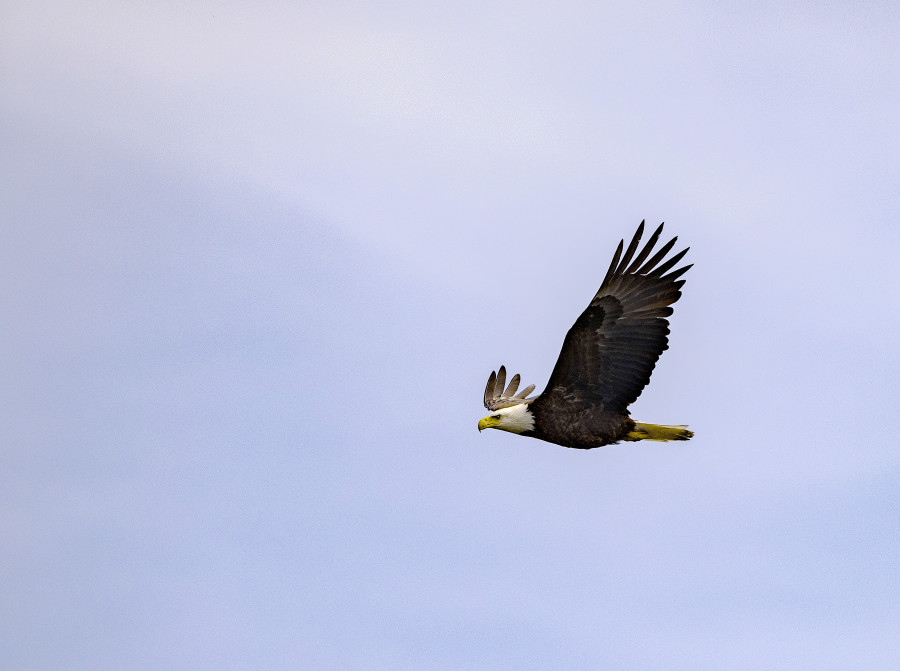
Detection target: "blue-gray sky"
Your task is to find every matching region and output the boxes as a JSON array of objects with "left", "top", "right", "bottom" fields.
[{"left": 2, "top": 2, "right": 899, "bottom": 669}]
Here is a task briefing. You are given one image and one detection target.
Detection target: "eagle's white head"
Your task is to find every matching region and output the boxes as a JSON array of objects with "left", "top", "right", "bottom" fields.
[{"left": 478, "top": 403, "right": 535, "bottom": 435}]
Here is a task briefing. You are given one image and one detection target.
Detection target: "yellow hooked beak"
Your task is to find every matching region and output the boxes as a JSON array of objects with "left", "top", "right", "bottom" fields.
[{"left": 478, "top": 415, "right": 500, "bottom": 432}]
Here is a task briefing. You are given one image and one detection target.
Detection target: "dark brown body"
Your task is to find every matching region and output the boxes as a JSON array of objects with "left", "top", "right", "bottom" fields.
[{"left": 526, "top": 398, "right": 636, "bottom": 449}]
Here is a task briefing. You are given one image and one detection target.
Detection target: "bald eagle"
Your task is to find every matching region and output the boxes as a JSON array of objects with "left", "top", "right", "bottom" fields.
[{"left": 478, "top": 221, "right": 693, "bottom": 449}]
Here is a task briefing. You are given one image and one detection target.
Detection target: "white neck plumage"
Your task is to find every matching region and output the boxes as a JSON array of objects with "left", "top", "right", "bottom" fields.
[{"left": 493, "top": 403, "right": 536, "bottom": 434}]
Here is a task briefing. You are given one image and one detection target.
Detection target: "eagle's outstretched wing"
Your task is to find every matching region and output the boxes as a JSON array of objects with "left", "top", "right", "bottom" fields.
[
  {"left": 483, "top": 365, "right": 537, "bottom": 411},
  {"left": 533, "top": 221, "right": 691, "bottom": 416}
]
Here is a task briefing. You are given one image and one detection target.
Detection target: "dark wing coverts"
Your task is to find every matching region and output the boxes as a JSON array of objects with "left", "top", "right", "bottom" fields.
[{"left": 534, "top": 221, "right": 691, "bottom": 416}]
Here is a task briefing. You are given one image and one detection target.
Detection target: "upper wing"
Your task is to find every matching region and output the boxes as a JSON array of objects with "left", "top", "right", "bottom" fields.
[{"left": 533, "top": 221, "right": 691, "bottom": 415}]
